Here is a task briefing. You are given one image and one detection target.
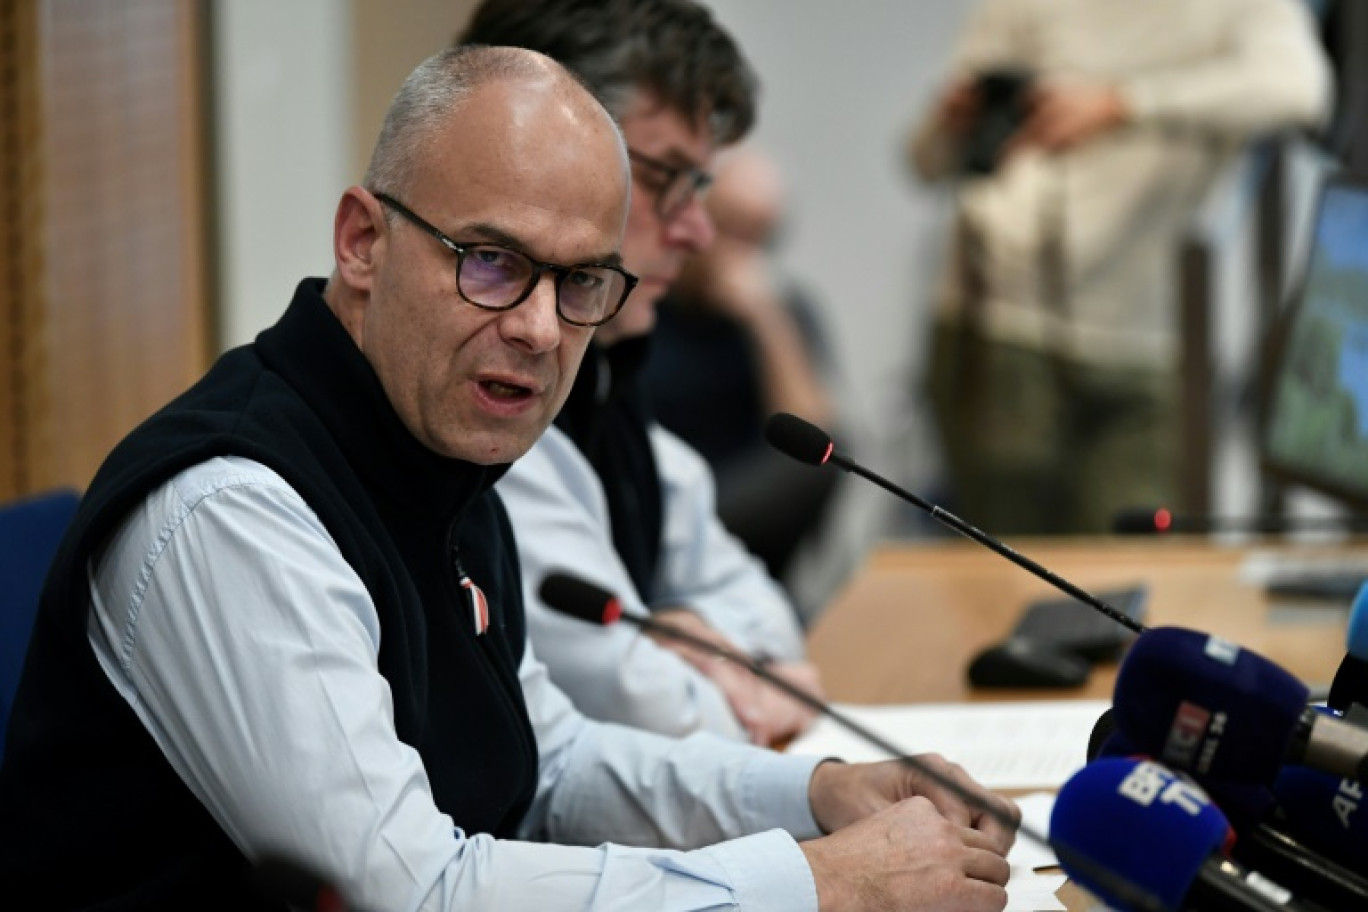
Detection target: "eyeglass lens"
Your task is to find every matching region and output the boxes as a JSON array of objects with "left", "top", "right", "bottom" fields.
[
  {"left": 659, "top": 171, "right": 710, "bottom": 219},
  {"left": 458, "top": 246, "right": 628, "bottom": 325}
]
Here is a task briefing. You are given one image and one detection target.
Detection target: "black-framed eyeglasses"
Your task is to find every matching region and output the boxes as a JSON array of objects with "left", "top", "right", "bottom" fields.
[
  {"left": 373, "top": 192, "right": 638, "bottom": 328},
  {"left": 627, "top": 148, "right": 713, "bottom": 221}
]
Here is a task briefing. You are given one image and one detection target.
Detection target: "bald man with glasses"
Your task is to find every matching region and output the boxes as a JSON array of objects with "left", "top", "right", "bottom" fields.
[{"left": 2, "top": 37, "right": 1018, "bottom": 912}]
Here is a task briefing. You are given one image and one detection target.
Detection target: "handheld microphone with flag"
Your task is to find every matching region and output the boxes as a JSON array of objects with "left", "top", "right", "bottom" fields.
[
  {"left": 764, "top": 412, "right": 1145, "bottom": 634},
  {"left": 1111, "top": 627, "right": 1368, "bottom": 786},
  {"left": 538, "top": 572, "right": 1174, "bottom": 912},
  {"left": 1052, "top": 757, "right": 1318, "bottom": 912}
]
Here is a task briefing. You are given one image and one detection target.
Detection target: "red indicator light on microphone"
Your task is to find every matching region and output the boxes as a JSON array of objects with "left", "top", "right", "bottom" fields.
[{"left": 602, "top": 597, "right": 623, "bottom": 625}]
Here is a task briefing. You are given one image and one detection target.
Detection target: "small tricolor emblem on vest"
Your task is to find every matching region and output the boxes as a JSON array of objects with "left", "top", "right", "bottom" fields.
[{"left": 461, "top": 575, "right": 490, "bottom": 636}]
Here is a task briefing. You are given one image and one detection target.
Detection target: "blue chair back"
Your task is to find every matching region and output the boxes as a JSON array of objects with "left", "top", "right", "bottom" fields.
[{"left": 0, "top": 489, "right": 81, "bottom": 753}]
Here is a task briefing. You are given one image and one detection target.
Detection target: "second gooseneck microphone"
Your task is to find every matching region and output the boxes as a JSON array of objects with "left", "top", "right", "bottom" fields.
[{"left": 763, "top": 413, "right": 1145, "bottom": 634}]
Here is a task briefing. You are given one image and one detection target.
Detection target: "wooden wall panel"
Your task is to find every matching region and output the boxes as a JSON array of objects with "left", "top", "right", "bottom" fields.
[
  {"left": 20, "top": 0, "right": 211, "bottom": 494},
  {"left": 0, "top": 0, "right": 42, "bottom": 499}
]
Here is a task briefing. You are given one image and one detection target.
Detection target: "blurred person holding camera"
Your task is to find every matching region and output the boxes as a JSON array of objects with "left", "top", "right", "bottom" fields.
[{"left": 908, "top": 0, "right": 1331, "bottom": 535}]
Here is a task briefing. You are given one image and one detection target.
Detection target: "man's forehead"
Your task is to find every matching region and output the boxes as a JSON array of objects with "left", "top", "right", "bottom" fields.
[{"left": 619, "top": 94, "right": 716, "bottom": 163}]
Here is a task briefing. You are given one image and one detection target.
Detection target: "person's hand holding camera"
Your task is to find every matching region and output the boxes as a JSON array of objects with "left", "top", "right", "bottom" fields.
[
  {"left": 1008, "top": 80, "right": 1130, "bottom": 155},
  {"left": 934, "top": 77, "right": 983, "bottom": 138}
]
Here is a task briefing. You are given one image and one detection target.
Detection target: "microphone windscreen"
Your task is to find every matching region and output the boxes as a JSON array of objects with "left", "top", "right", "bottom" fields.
[
  {"left": 764, "top": 412, "right": 833, "bottom": 466},
  {"left": 1348, "top": 583, "right": 1368, "bottom": 661},
  {"left": 1204, "top": 781, "right": 1278, "bottom": 836},
  {"left": 1087, "top": 708, "right": 1119, "bottom": 761},
  {"left": 1273, "top": 763, "right": 1367, "bottom": 869},
  {"left": 1089, "top": 728, "right": 1276, "bottom": 834},
  {"left": 1095, "top": 728, "right": 1141, "bottom": 760},
  {"left": 1328, "top": 655, "right": 1368, "bottom": 714},
  {"left": 1112, "top": 627, "right": 1309, "bottom": 784},
  {"left": 538, "top": 573, "right": 621, "bottom": 626},
  {"left": 1051, "top": 757, "right": 1230, "bottom": 912}
]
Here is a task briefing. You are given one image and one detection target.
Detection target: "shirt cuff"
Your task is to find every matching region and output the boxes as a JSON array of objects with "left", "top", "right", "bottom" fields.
[
  {"left": 696, "top": 829, "right": 819, "bottom": 912},
  {"left": 739, "top": 750, "right": 824, "bottom": 840}
]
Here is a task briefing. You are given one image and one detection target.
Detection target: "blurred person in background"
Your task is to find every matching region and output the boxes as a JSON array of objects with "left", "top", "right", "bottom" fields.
[
  {"left": 645, "top": 144, "right": 843, "bottom": 610},
  {"left": 908, "top": 0, "right": 1332, "bottom": 535},
  {"left": 465, "top": 0, "right": 826, "bottom": 748}
]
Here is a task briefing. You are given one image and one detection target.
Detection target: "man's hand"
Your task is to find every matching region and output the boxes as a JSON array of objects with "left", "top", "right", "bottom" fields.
[
  {"left": 800, "top": 796, "right": 1011, "bottom": 912},
  {"left": 800, "top": 759, "right": 1019, "bottom": 912},
  {"left": 1007, "top": 81, "right": 1129, "bottom": 155},
  {"left": 807, "top": 757, "right": 1019, "bottom": 854},
  {"left": 649, "top": 608, "right": 822, "bottom": 746}
]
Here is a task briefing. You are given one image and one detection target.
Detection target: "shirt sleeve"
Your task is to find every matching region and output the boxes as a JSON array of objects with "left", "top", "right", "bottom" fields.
[
  {"left": 86, "top": 456, "right": 822, "bottom": 912},
  {"left": 496, "top": 429, "right": 748, "bottom": 739},
  {"left": 1117, "top": 0, "right": 1331, "bottom": 137},
  {"left": 649, "top": 426, "right": 805, "bottom": 662}
]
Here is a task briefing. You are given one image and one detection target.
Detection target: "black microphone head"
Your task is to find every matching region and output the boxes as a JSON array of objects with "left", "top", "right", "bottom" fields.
[
  {"left": 1328, "top": 655, "right": 1368, "bottom": 714},
  {"left": 1086, "top": 707, "right": 1118, "bottom": 762},
  {"left": 1332, "top": 584, "right": 1368, "bottom": 709},
  {"left": 538, "top": 573, "right": 622, "bottom": 626},
  {"left": 764, "top": 412, "right": 834, "bottom": 467},
  {"left": 1112, "top": 507, "right": 1174, "bottom": 535}
]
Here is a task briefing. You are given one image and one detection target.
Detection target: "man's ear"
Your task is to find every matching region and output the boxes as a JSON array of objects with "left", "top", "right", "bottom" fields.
[{"left": 333, "top": 186, "right": 385, "bottom": 292}]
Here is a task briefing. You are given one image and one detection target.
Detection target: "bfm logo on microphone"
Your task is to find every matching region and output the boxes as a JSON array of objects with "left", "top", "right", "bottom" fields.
[
  {"left": 1163, "top": 701, "right": 1228, "bottom": 775},
  {"left": 1117, "top": 760, "right": 1209, "bottom": 815}
]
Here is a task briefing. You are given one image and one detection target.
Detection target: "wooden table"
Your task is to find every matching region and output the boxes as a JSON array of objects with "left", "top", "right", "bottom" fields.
[{"left": 804, "top": 535, "right": 1358, "bottom": 910}]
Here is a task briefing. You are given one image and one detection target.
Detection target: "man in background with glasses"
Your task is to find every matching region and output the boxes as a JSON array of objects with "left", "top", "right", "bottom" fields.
[
  {"left": 465, "top": 0, "right": 825, "bottom": 749},
  {"left": 0, "top": 42, "right": 1017, "bottom": 911}
]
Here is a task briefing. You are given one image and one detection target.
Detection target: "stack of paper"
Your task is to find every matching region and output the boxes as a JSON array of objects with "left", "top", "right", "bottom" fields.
[{"left": 787, "top": 699, "right": 1110, "bottom": 789}]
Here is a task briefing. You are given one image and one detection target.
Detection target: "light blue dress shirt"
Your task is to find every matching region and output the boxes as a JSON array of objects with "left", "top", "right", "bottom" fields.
[
  {"left": 86, "top": 455, "right": 823, "bottom": 911},
  {"left": 498, "top": 424, "right": 807, "bottom": 739}
]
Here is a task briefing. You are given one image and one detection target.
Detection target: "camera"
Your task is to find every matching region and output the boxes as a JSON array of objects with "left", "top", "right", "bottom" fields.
[{"left": 961, "top": 68, "right": 1034, "bottom": 176}]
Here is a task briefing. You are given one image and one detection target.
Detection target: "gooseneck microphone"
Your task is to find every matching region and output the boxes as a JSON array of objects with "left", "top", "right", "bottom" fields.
[
  {"left": 1112, "top": 507, "right": 1368, "bottom": 536},
  {"left": 764, "top": 413, "right": 1145, "bottom": 634},
  {"left": 538, "top": 572, "right": 1171, "bottom": 912}
]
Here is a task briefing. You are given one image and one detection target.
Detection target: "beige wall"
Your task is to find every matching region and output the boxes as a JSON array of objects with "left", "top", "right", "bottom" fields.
[{"left": 351, "top": 0, "right": 480, "bottom": 182}]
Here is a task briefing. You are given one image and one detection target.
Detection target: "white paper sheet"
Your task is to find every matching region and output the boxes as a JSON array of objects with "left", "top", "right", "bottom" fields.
[
  {"left": 787, "top": 699, "right": 1110, "bottom": 790},
  {"left": 1003, "top": 792, "right": 1073, "bottom": 910}
]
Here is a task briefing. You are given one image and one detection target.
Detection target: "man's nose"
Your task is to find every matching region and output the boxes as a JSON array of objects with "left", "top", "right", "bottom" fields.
[
  {"left": 499, "top": 273, "right": 562, "bottom": 353},
  {"left": 665, "top": 194, "right": 716, "bottom": 252}
]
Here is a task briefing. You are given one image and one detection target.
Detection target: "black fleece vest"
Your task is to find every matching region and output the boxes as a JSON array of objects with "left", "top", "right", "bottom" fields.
[
  {"left": 0, "top": 279, "right": 537, "bottom": 909},
  {"left": 553, "top": 337, "right": 664, "bottom": 600}
]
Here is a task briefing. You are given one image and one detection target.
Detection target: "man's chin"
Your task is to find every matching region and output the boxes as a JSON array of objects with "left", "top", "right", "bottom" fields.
[{"left": 431, "top": 420, "right": 546, "bottom": 466}]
